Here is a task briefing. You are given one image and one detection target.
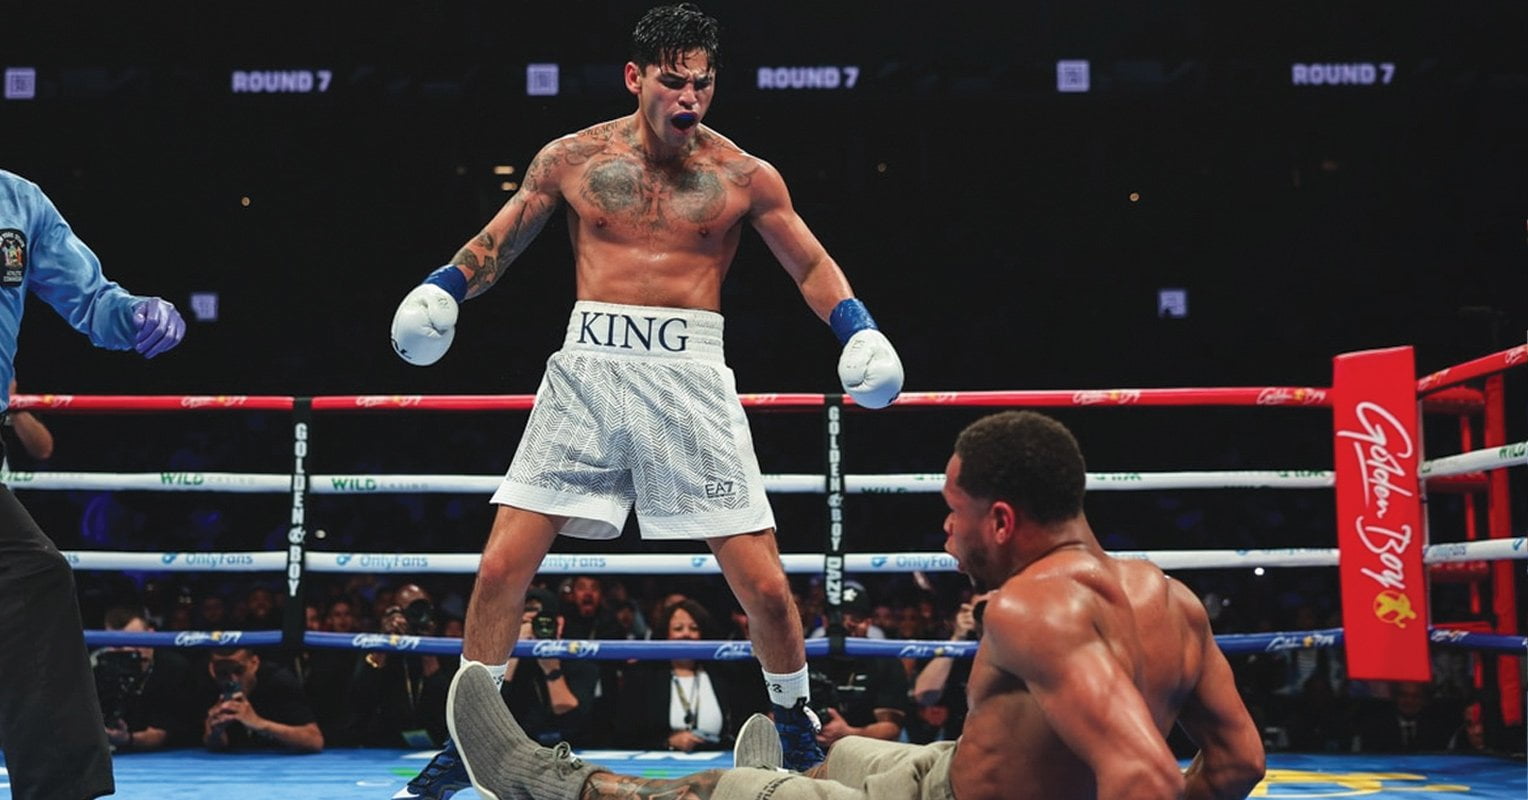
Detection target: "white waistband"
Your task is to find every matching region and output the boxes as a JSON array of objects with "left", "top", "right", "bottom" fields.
[{"left": 562, "top": 301, "right": 725, "bottom": 361}]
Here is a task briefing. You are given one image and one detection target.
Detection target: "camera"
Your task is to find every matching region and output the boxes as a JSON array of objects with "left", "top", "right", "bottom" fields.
[
  {"left": 385, "top": 599, "right": 438, "bottom": 636},
  {"left": 531, "top": 612, "right": 558, "bottom": 640},
  {"left": 211, "top": 658, "right": 245, "bottom": 700},
  {"left": 965, "top": 599, "right": 988, "bottom": 641},
  {"left": 401, "top": 598, "right": 436, "bottom": 634},
  {"left": 807, "top": 669, "right": 841, "bottom": 721},
  {"left": 93, "top": 650, "right": 146, "bottom": 728}
]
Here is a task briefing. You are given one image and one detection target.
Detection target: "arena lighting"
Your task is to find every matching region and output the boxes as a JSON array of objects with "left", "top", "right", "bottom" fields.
[
  {"left": 1056, "top": 59, "right": 1090, "bottom": 92},
  {"left": 527, "top": 63, "right": 559, "bottom": 96},
  {"left": 1157, "top": 289, "right": 1188, "bottom": 319},
  {"left": 493, "top": 165, "right": 516, "bottom": 175},
  {"left": 189, "top": 293, "right": 219, "bottom": 323},
  {"left": 4, "top": 67, "right": 36, "bottom": 100}
]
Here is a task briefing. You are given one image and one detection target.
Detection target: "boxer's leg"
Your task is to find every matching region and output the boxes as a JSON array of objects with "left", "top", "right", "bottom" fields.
[{"left": 449, "top": 663, "right": 607, "bottom": 800}]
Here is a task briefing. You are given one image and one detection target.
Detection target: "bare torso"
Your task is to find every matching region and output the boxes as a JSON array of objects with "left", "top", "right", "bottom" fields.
[
  {"left": 951, "top": 555, "right": 1207, "bottom": 800},
  {"left": 544, "top": 116, "right": 759, "bottom": 311}
]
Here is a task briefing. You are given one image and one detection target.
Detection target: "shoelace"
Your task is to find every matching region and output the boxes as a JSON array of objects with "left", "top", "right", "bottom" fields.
[
  {"left": 544, "top": 742, "right": 586, "bottom": 777},
  {"left": 775, "top": 707, "right": 825, "bottom": 770},
  {"left": 411, "top": 748, "right": 465, "bottom": 786}
]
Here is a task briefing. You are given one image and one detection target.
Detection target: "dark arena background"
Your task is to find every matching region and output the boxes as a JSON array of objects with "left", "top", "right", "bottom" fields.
[{"left": 1, "top": 2, "right": 1526, "bottom": 797}]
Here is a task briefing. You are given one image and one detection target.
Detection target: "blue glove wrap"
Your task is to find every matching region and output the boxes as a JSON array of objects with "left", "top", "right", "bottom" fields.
[
  {"left": 423, "top": 265, "right": 468, "bottom": 303},
  {"left": 828, "top": 298, "right": 878, "bottom": 345}
]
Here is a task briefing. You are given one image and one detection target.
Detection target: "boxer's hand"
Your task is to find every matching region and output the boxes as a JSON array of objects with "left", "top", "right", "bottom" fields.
[
  {"left": 391, "top": 283, "right": 458, "bottom": 366},
  {"left": 131, "top": 297, "right": 185, "bottom": 359},
  {"left": 838, "top": 328, "right": 903, "bottom": 409}
]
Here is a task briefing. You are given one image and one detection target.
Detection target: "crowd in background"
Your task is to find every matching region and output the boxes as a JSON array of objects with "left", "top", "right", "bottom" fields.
[{"left": 82, "top": 571, "right": 1523, "bottom": 758}]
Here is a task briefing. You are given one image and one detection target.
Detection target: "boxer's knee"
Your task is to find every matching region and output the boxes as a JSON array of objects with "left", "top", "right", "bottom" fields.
[
  {"left": 475, "top": 547, "right": 532, "bottom": 589},
  {"left": 741, "top": 569, "right": 795, "bottom": 623}
]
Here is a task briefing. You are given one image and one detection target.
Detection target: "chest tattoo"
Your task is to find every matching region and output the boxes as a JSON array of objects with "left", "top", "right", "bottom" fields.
[{"left": 580, "top": 157, "right": 728, "bottom": 230}]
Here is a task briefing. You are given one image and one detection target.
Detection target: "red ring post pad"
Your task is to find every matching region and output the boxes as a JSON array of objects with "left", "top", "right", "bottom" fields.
[{"left": 1332, "top": 346, "right": 1430, "bottom": 681}]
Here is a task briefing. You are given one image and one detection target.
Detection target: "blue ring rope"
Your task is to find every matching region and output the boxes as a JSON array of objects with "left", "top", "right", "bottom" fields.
[{"left": 83, "top": 626, "right": 1526, "bottom": 657}]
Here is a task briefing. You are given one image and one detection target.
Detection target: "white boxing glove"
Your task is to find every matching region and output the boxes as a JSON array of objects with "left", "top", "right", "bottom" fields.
[
  {"left": 391, "top": 283, "right": 459, "bottom": 366},
  {"left": 830, "top": 298, "right": 903, "bottom": 409},
  {"left": 838, "top": 328, "right": 904, "bottom": 408}
]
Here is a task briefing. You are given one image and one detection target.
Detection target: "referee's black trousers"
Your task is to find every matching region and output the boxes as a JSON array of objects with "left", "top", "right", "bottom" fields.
[{"left": 0, "top": 485, "right": 113, "bottom": 799}]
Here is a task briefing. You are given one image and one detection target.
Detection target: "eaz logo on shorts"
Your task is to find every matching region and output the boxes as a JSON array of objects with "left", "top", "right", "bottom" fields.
[
  {"left": 0, "top": 229, "right": 26, "bottom": 287},
  {"left": 577, "top": 310, "right": 689, "bottom": 352}
]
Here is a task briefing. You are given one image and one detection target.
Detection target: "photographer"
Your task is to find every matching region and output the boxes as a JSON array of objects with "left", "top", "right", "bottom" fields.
[
  {"left": 908, "top": 592, "right": 988, "bottom": 743},
  {"left": 806, "top": 583, "right": 908, "bottom": 749},
  {"left": 346, "top": 583, "right": 455, "bottom": 747},
  {"left": 93, "top": 608, "right": 198, "bottom": 751},
  {"left": 503, "top": 586, "right": 599, "bottom": 746},
  {"left": 201, "top": 646, "right": 323, "bottom": 752}
]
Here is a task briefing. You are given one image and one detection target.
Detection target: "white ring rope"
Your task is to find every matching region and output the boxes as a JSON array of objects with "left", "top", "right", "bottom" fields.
[
  {"left": 0, "top": 469, "right": 1339, "bottom": 494},
  {"left": 10, "top": 438, "right": 1524, "bottom": 495},
  {"left": 62, "top": 537, "right": 1528, "bottom": 574},
  {"left": 4, "top": 471, "right": 292, "bottom": 492},
  {"left": 1419, "top": 441, "right": 1528, "bottom": 479}
]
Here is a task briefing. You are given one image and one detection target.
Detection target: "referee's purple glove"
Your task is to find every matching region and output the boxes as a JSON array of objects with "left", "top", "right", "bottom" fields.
[{"left": 132, "top": 298, "right": 186, "bottom": 358}]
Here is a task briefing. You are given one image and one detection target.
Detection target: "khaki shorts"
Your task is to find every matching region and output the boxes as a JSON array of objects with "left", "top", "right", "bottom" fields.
[
  {"left": 493, "top": 301, "right": 776, "bottom": 540},
  {"left": 713, "top": 737, "right": 957, "bottom": 800}
]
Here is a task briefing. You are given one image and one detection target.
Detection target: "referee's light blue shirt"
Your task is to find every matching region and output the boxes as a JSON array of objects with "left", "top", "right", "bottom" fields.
[{"left": 0, "top": 170, "right": 147, "bottom": 412}]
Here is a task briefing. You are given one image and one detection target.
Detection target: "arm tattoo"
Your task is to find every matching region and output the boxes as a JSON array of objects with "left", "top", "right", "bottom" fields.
[
  {"left": 450, "top": 247, "right": 483, "bottom": 273},
  {"left": 455, "top": 152, "right": 560, "bottom": 297},
  {"left": 449, "top": 231, "right": 494, "bottom": 279},
  {"left": 722, "top": 158, "right": 758, "bottom": 188},
  {"left": 521, "top": 148, "right": 560, "bottom": 194},
  {"left": 579, "top": 770, "right": 723, "bottom": 800}
]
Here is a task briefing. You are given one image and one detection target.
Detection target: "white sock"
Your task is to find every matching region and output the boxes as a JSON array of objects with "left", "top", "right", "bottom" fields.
[
  {"left": 461, "top": 656, "right": 509, "bottom": 689},
  {"left": 762, "top": 666, "right": 810, "bottom": 708}
]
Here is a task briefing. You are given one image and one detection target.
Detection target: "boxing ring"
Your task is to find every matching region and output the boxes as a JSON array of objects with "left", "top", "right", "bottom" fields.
[{"left": 2, "top": 343, "right": 1526, "bottom": 798}]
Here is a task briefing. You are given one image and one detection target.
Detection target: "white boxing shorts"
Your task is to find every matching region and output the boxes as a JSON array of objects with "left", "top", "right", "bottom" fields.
[{"left": 492, "top": 301, "right": 777, "bottom": 540}]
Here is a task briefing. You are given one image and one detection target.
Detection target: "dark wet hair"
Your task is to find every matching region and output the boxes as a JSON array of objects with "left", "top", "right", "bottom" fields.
[
  {"left": 630, "top": 3, "right": 721, "bottom": 71},
  {"left": 954, "top": 411, "right": 1086, "bottom": 525}
]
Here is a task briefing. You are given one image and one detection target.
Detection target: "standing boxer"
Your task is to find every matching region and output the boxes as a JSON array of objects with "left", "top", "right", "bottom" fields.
[{"left": 389, "top": 4, "right": 902, "bottom": 796}]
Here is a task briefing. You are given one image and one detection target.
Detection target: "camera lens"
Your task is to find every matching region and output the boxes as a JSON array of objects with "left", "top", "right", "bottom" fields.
[{"left": 403, "top": 599, "right": 435, "bottom": 633}]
